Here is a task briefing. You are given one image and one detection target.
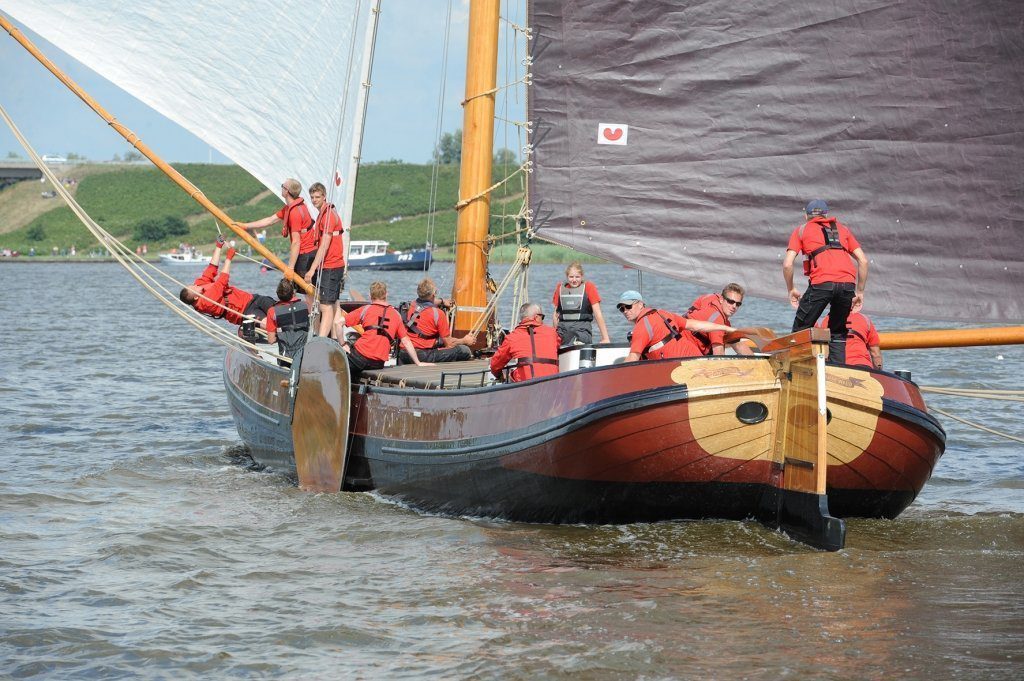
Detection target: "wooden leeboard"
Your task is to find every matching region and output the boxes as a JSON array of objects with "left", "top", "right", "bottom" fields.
[{"left": 291, "top": 337, "right": 351, "bottom": 493}]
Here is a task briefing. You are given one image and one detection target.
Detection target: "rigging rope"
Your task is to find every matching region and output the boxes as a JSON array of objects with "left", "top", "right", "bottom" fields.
[
  {"left": 919, "top": 386, "right": 1024, "bottom": 443},
  {"left": 426, "top": 0, "right": 456, "bottom": 278},
  {"left": 930, "top": 407, "right": 1024, "bottom": 445},
  {"left": 0, "top": 102, "right": 291, "bottom": 364}
]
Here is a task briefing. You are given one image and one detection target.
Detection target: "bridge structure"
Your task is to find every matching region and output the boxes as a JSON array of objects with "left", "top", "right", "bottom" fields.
[{"left": 0, "top": 161, "right": 44, "bottom": 189}]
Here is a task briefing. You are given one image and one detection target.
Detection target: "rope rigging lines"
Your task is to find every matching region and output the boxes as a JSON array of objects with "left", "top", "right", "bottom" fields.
[
  {"left": 920, "top": 385, "right": 1024, "bottom": 444},
  {"left": 0, "top": 102, "right": 291, "bottom": 365}
]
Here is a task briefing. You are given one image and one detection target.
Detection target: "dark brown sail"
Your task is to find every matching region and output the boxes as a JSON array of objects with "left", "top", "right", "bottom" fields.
[{"left": 528, "top": 0, "right": 1024, "bottom": 322}]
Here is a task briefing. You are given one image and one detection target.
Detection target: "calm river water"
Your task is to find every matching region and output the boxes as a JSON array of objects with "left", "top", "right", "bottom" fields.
[{"left": 2, "top": 261, "right": 1022, "bottom": 679}]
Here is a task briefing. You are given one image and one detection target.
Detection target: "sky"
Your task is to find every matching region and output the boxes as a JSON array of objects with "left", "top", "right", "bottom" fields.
[{"left": 0, "top": 1, "right": 526, "bottom": 166}]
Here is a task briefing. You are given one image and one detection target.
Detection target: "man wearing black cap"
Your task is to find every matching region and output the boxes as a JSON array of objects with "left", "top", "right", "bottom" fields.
[{"left": 782, "top": 199, "right": 869, "bottom": 364}]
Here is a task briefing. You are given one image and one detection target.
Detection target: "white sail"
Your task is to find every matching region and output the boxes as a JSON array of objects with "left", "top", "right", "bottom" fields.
[{"left": 1, "top": 0, "right": 375, "bottom": 209}]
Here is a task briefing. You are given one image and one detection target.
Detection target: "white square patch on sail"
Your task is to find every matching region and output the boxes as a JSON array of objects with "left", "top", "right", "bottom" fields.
[{"left": 597, "top": 123, "right": 629, "bottom": 145}]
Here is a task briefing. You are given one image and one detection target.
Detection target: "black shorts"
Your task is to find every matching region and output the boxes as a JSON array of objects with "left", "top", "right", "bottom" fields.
[
  {"left": 314, "top": 267, "right": 345, "bottom": 305},
  {"left": 244, "top": 294, "right": 276, "bottom": 320},
  {"left": 294, "top": 251, "right": 317, "bottom": 279}
]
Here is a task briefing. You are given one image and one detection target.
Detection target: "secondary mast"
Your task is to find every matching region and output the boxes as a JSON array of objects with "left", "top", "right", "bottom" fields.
[{"left": 451, "top": 0, "right": 501, "bottom": 332}]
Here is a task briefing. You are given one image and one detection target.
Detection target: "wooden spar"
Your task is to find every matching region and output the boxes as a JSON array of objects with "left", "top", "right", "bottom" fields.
[
  {"left": 451, "top": 0, "right": 500, "bottom": 331},
  {"left": 879, "top": 326, "right": 1024, "bottom": 350},
  {"left": 0, "top": 13, "right": 313, "bottom": 295}
]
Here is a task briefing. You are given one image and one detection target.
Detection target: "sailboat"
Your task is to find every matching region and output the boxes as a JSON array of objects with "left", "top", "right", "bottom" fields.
[{"left": 3, "top": 1, "right": 1022, "bottom": 551}]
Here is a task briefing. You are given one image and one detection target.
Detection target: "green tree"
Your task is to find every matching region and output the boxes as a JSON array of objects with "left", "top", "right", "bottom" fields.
[
  {"left": 27, "top": 224, "right": 46, "bottom": 242},
  {"left": 493, "top": 147, "right": 517, "bottom": 165},
  {"left": 433, "top": 129, "right": 462, "bottom": 165},
  {"left": 6, "top": 151, "right": 22, "bottom": 159},
  {"left": 134, "top": 215, "right": 189, "bottom": 242},
  {"left": 66, "top": 152, "right": 85, "bottom": 161},
  {"left": 124, "top": 150, "right": 143, "bottom": 162}
]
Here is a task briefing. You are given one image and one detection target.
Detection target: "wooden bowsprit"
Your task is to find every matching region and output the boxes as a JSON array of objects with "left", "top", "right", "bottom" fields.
[{"left": 290, "top": 337, "right": 351, "bottom": 492}]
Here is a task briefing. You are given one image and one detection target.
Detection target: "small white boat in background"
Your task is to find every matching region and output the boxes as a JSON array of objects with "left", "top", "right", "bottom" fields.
[{"left": 159, "top": 251, "right": 209, "bottom": 266}]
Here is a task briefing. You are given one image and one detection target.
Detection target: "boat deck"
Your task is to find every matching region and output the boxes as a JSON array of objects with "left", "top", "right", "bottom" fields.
[{"left": 361, "top": 359, "right": 496, "bottom": 390}]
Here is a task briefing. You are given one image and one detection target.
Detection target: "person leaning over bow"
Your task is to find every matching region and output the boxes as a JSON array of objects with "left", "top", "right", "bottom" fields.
[
  {"left": 782, "top": 199, "right": 869, "bottom": 364},
  {"left": 304, "top": 182, "right": 346, "bottom": 338},
  {"left": 179, "top": 236, "right": 275, "bottom": 327},
  {"left": 398, "top": 277, "right": 477, "bottom": 364},
  {"left": 680, "top": 283, "right": 754, "bottom": 356},
  {"left": 816, "top": 298, "right": 882, "bottom": 370},
  {"left": 265, "top": 278, "right": 310, "bottom": 367},
  {"left": 238, "top": 178, "right": 317, "bottom": 282},
  {"left": 490, "top": 302, "right": 562, "bottom": 383},
  {"left": 551, "top": 262, "right": 610, "bottom": 345},
  {"left": 343, "top": 281, "right": 433, "bottom": 380},
  {"left": 616, "top": 290, "right": 736, "bottom": 363}
]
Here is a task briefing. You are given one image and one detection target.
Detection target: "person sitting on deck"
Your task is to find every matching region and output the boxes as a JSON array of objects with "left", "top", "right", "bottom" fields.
[
  {"left": 490, "top": 302, "right": 562, "bottom": 383},
  {"left": 816, "top": 298, "right": 882, "bottom": 370},
  {"left": 265, "top": 278, "right": 310, "bottom": 367},
  {"left": 616, "top": 290, "right": 736, "bottom": 362},
  {"left": 343, "top": 281, "right": 433, "bottom": 379},
  {"left": 179, "top": 237, "right": 275, "bottom": 330},
  {"left": 679, "top": 283, "right": 754, "bottom": 356},
  {"left": 398, "top": 277, "right": 477, "bottom": 365}
]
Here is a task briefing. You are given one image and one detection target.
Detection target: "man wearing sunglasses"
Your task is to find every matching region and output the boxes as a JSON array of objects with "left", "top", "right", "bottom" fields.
[
  {"left": 617, "top": 291, "right": 736, "bottom": 363},
  {"left": 782, "top": 199, "right": 869, "bottom": 364},
  {"left": 681, "top": 283, "right": 753, "bottom": 356}
]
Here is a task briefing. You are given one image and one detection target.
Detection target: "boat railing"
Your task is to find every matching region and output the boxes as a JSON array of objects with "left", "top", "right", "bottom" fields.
[{"left": 439, "top": 367, "right": 491, "bottom": 390}]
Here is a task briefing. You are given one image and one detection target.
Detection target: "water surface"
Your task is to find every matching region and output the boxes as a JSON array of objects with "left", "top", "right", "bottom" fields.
[{"left": 2, "top": 262, "right": 1022, "bottom": 679}]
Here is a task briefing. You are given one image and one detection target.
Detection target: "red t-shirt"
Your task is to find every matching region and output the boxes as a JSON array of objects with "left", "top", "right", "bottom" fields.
[
  {"left": 193, "top": 270, "right": 253, "bottom": 323},
  {"left": 552, "top": 280, "right": 601, "bottom": 312},
  {"left": 787, "top": 217, "right": 860, "bottom": 284},
  {"left": 345, "top": 303, "right": 408, "bottom": 362},
  {"left": 818, "top": 312, "right": 879, "bottom": 368},
  {"left": 490, "top": 319, "right": 561, "bottom": 382},
  {"left": 315, "top": 204, "right": 346, "bottom": 269},
  {"left": 406, "top": 302, "right": 451, "bottom": 350},
  {"left": 276, "top": 197, "right": 316, "bottom": 254},
  {"left": 683, "top": 293, "right": 730, "bottom": 355},
  {"left": 629, "top": 309, "right": 696, "bottom": 360}
]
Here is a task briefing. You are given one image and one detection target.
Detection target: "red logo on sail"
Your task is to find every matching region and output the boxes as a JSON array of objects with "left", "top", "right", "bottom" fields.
[
  {"left": 334, "top": 171, "right": 342, "bottom": 187},
  {"left": 597, "top": 123, "right": 628, "bottom": 146}
]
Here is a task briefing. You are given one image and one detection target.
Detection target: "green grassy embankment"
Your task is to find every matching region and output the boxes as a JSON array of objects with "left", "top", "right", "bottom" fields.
[{"left": 0, "top": 162, "right": 596, "bottom": 263}]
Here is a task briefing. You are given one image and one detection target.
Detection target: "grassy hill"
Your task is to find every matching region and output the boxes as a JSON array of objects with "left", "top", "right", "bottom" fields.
[{"left": 0, "top": 161, "right": 591, "bottom": 262}]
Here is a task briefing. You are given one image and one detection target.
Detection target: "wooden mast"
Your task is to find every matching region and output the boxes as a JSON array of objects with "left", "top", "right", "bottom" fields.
[
  {"left": 0, "top": 13, "right": 313, "bottom": 294},
  {"left": 451, "top": 0, "right": 501, "bottom": 332}
]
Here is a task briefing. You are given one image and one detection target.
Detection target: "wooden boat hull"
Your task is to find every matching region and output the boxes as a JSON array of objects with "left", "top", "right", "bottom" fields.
[{"left": 224, "top": 350, "right": 945, "bottom": 526}]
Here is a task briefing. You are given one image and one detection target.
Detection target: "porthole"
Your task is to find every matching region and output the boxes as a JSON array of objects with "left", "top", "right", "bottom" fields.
[{"left": 736, "top": 401, "right": 768, "bottom": 425}]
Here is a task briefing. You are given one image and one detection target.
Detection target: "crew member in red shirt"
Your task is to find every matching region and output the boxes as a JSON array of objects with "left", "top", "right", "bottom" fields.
[
  {"left": 239, "top": 177, "right": 317, "bottom": 280},
  {"left": 265, "top": 278, "right": 310, "bottom": 366},
  {"left": 680, "top": 283, "right": 754, "bottom": 356},
  {"left": 343, "top": 281, "right": 432, "bottom": 379},
  {"left": 398, "top": 277, "right": 478, "bottom": 364},
  {"left": 179, "top": 237, "right": 275, "bottom": 327},
  {"left": 304, "top": 181, "right": 347, "bottom": 338},
  {"left": 490, "top": 302, "right": 561, "bottom": 382},
  {"left": 782, "top": 199, "right": 869, "bottom": 364},
  {"left": 816, "top": 299, "right": 882, "bottom": 370},
  {"left": 616, "top": 290, "right": 735, "bottom": 362},
  {"left": 551, "top": 262, "right": 610, "bottom": 346}
]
